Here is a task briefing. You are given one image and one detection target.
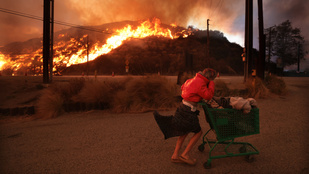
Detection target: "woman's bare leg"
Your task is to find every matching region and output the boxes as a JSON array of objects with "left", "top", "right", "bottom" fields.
[
  {"left": 171, "top": 134, "right": 188, "bottom": 159},
  {"left": 180, "top": 131, "right": 202, "bottom": 159}
]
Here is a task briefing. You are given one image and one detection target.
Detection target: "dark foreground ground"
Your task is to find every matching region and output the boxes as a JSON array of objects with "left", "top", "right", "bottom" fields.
[{"left": 0, "top": 76, "right": 308, "bottom": 173}]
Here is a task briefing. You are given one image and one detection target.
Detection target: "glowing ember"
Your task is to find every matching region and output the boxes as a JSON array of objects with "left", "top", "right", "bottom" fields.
[{"left": 0, "top": 18, "right": 187, "bottom": 75}]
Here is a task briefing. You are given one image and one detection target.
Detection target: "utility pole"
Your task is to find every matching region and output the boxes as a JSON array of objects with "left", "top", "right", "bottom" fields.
[
  {"left": 43, "top": 0, "right": 50, "bottom": 83},
  {"left": 242, "top": 48, "right": 247, "bottom": 82},
  {"left": 86, "top": 35, "right": 89, "bottom": 76},
  {"left": 245, "top": 0, "right": 253, "bottom": 81},
  {"left": 43, "top": 0, "right": 54, "bottom": 83},
  {"left": 257, "top": 0, "right": 265, "bottom": 79},
  {"left": 49, "top": 0, "right": 54, "bottom": 82},
  {"left": 297, "top": 43, "right": 300, "bottom": 72},
  {"left": 207, "top": 19, "right": 210, "bottom": 67}
]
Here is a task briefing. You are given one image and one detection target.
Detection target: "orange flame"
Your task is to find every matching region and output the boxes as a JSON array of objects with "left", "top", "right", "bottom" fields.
[
  {"left": 66, "top": 18, "right": 174, "bottom": 66},
  {"left": 170, "top": 22, "right": 177, "bottom": 28},
  {"left": 0, "top": 53, "right": 7, "bottom": 71},
  {"left": 0, "top": 18, "right": 186, "bottom": 75}
]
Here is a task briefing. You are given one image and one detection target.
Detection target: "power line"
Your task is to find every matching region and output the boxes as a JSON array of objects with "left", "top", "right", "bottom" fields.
[
  {"left": 54, "top": 21, "right": 107, "bottom": 33},
  {"left": 0, "top": 7, "right": 42, "bottom": 21},
  {"left": 0, "top": 7, "right": 108, "bottom": 34}
]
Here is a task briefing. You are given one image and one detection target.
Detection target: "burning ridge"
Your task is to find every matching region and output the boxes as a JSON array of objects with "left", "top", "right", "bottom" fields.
[{"left": 0, "top": 18, "right": 190, "bottom": 76}]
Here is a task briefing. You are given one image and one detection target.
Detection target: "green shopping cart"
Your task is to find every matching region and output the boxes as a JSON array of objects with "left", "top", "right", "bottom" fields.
[{"left": 198, "top": 102, "right": 260, "bottom": 169}]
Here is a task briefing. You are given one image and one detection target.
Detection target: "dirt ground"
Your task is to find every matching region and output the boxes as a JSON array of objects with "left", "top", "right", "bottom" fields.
[{"left": 0, "top": 76, "right": 308, "bottom": 173}]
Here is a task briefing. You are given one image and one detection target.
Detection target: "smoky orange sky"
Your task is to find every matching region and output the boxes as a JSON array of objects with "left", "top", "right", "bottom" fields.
[{"left": 0, "top": 0, "right": 308, "bottom": 56}]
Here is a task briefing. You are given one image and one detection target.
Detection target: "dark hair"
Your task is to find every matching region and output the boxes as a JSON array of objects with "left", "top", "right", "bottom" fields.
[{"left": 202, "top": 68, "right": 217, "bottom": 80}]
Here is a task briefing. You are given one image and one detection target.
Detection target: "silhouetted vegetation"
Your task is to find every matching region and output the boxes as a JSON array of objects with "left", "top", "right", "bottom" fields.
[
  {"left": 265, "top": 20, "right": 307, "bottom": 69},
  {"left": 63, "top": 29, "right": 256, "bottom": 75},
  {"left": 36, "top": 76, "right": 179, "bottom": 118}
]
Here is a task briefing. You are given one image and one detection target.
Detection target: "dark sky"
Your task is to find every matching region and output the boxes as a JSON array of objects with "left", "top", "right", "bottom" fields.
[{"left": 0, "top": 0, "right": 308, "bottom": 69}]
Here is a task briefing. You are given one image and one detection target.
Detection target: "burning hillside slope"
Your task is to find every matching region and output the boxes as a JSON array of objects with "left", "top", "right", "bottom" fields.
[
  {"left": 63, "top": 32, "right": 244, "bottom": 75},
  {"left": 0, "top": 18, "right": 190, "bottom": 76}
]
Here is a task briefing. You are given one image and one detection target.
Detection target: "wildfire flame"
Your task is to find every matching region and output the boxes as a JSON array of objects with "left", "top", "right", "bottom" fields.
[
  {"left": 66, "top": 18, "right": 174, "bottom": 66},
  {"left": 0, "top": 54, "right": 6, "bottom": 70},
  {"left": 0, "top": 18, "right": 188, "bottom": 75}
]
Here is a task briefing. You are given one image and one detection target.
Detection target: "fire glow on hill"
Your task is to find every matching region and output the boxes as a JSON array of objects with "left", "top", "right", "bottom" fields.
[{"left": 0, "top": 18, "right": 188, "bottom": 75}]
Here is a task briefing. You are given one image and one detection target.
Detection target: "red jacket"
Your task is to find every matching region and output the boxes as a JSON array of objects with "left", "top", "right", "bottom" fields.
[{"left": 181, "top": 73, "right": 215, "bottom": 102}]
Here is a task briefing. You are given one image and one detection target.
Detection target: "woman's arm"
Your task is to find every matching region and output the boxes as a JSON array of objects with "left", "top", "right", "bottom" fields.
[{"left": 198, "top": 81, "right": 215, "bottom": 100}]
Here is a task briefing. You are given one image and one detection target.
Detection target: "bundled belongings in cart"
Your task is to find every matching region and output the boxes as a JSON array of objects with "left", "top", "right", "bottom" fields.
[
  {"left": 198, "top": 97, "right": 259, "bottom": 169},
  {"left": 205, "top": 96, "right": 258, "bottom": 113}
]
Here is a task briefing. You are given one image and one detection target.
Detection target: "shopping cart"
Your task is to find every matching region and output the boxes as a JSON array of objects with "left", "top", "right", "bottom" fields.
[{"left": 198, "top": 102, "right": 260, "bottom": 169}]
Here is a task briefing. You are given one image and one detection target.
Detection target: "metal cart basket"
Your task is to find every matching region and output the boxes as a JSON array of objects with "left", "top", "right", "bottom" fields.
[{"left": 198, "top": 102, "right": 260, "bottom": 169}]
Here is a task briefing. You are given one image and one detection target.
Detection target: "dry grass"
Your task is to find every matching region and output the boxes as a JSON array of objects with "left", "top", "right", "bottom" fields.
[
  {"left": 36, "top": 84, "right": 65, "bottom": 119},
  {"left": 35, "top": 75, "right": 287, "bottom": 119},
  {"left": 214, "top": 79, "right": 230, "bottom": 97},
  {"left": 67, "top": 78, "right": 86, "bottom": 97},
  {"left": 36, "top": 76, "right": 180, "bottom": 118},
  {"left": 214, "top": 78, "right": 269, "bottom": 99},
  {"left": 245, "top": 77, "right": 269, "bottom": 98},
  {"left": 112, "top": 75, "right": 179, "bottom": 113},
  {"left": 36, "top": 78, "right": 86, "bottom": 119},
  {"left": 72, "top": 80, "right": 112, "bottom": 103},
  {"left": 264, "top": 75, "right": 287, "bottom": 95},
  {"left": 215, "top": 76, "right": 286, "bottom": 99}
]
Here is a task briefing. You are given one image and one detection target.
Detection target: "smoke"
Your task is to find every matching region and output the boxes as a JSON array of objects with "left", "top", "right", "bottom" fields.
[
  {"left": 264, "top": 0, "right": 309, "bottom": 51},
  {"left": 0, "top": 0, "right": 43, "bottom": 46},
  {"left": 263, "top": 0, "right": 309, "bottom": 65},
  {"left": 63, "top": 0, "right": 244, "bottom": 32},
  {"left": 0, "top": 0, "right": 308, "bottom": 52}
]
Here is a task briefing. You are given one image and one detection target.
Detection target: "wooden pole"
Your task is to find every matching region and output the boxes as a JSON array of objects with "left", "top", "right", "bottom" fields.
[
  {"left": 43, "top": 0, "right": 50, "bottom": 83},
  {"left": 49, "top": 0, "right": 54, "bottom": 82},
  {"left": 297, "top": 43, "right": 300, "bottom": 72},
  {"left": 87, "top": 35, "right": 89, "bottom": 76},
  {"left": 257, "top": 0, "right": 265, "bottom": 79},
  {"left": 207, "top": 19, "right": 210, "bottom": 67},
  {"left": 245, "top": 0, "right": 253, "bottom": 80}
]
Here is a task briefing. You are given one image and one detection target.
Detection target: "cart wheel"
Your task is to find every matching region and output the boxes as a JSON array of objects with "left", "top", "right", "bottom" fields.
[
  {"left": 245, "top": 155, "right": 255, "bottom": 163},
  {"left": 198, "top": 144, "right": 205, "bottom": 152},
  {"left": 239, "top": 145, "right": 247, "bottom": 153},
  {"left": 203, "top": 160, "right": 212, "bottom": 169}
]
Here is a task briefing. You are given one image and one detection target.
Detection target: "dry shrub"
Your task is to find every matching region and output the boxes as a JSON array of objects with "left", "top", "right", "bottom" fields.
[
  {"left": 245, "top": 77, "right": 269, "bottom": 98},
  {"left": 36, "top": 84, "right": 65, "bottom": 119},
  {"left": 264, "top": 75, "right": 287, "bottom": 95},
  {"left": 36, "top": 76, "right": 180, "bottom": 117},
  {"left": 106, "top": 77, "right": 132, "bottom": 94},
  {"left": 72, "top": 77, "right": 133, "bottom": 104},
  {"left": 112, "top": 75, "right": 179, "bottom": 113},
  {"left": 72, "top": 80, "right": 112, "bottom": 104},
  {"left": 36, "top": 78, "right": 85, "bottom": 119},
  {"left": 68, "top": 78, "right": 86, "bottom": 97},
  {"left": 214, "top": 79, "right": 246, "bottom": 97},
  {"left": 44, "top": 78, "right": 86, "bottom": 102},
  {"left": 214, "top": 79, "right": 230, "bottom": 97}
]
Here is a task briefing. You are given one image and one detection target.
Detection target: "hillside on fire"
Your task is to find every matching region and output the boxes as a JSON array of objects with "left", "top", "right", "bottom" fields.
[
  {"left": 65, "top": 32, "right": 254, "bottom": 75},
  {"left": 0, "top": 19, "right": 259, "bottom": 76}
]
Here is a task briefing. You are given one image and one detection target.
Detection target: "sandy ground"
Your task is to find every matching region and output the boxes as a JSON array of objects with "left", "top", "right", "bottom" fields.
[{"left": 0, "top": 76, "right": 308, "bottom": 173}]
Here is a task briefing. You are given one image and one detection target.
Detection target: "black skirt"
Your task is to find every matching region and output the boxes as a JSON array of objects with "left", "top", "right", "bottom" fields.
[{"left": 154, "top": 103, "right": 201, "bottom": 139}]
